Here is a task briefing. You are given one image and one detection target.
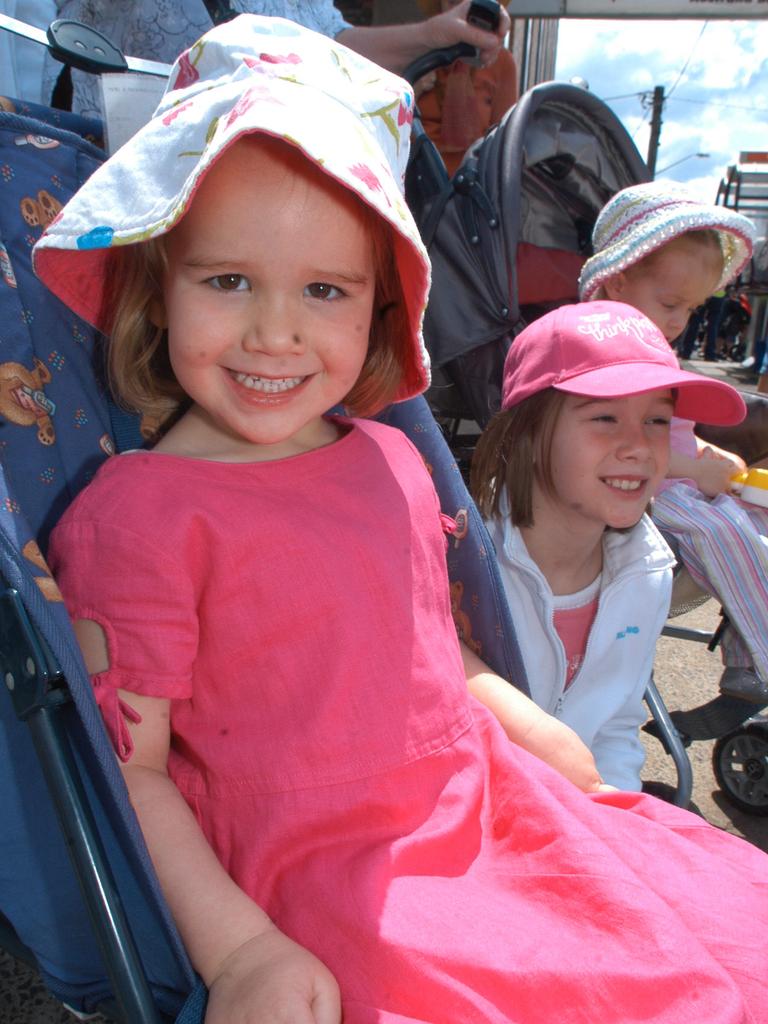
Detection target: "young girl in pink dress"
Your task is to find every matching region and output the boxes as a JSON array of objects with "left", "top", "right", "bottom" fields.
[{"left": 36, "top": 15, "right": 768, "bottom": 1024}]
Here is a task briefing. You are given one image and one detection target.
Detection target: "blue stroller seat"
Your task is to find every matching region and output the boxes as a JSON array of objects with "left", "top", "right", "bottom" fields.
[
  {"left": 0, "top": 86, "right": 529, "bottom": 1022},
  {"left": 0, "top": 94, "right": 204, "bottom": 1021},
  {"left": 0, "top": 97, "right": 106, "bottom": 550}
]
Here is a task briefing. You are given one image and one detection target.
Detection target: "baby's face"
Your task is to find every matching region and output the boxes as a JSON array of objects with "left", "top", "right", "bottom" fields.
[{"left": 604, "top": 238, "right": 722, "bottom": 342}]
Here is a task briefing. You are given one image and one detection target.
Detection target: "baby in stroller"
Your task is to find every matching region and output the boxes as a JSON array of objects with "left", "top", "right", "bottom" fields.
[{"left": 30, "top": 15, "right": 768, "bottom": 1023}]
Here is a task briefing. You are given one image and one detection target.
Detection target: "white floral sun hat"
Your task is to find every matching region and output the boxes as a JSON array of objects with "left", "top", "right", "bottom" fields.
[
  {"left": 578, "top": 180, "right": 756, "bottom": 302},
  {"left": 33, "top": 14, "right": 431, "bottom": 402}
]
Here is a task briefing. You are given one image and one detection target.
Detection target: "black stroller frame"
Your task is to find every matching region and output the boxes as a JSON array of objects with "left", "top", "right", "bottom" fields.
[
  {"left": 413, "top": 75, "right": 650, "bottom": 435},
  {"left": 1, "top": 553, "right": 190, "bottom": 1023},
  {"left": 652, "top": 587, "right": 768, "bottom": 816}
]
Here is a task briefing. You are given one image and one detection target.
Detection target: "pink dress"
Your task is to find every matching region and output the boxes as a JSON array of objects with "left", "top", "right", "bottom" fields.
[{"left": 48, "top": 418, "right": 768, "bottom": 1023}]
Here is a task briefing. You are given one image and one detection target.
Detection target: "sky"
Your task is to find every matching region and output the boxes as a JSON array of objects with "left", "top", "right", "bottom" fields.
[{"left": 553, "top": 17, "right": 768, "bottom": 208}]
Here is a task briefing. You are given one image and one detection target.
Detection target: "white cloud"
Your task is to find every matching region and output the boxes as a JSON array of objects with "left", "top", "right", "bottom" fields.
[{"left": 554, "top": 17, "right": 768, "bottom": 205}]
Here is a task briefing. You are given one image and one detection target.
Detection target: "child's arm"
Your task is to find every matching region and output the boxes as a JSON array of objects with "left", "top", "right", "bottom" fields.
[
  {"left": 667, "top": 439, "right": 746, "bottom": 497},
  {"left": 694, "top": 435, "right": 745, "bottom": 466},
  {"left": 73, "top": 623, "right": 340, "bottom": 1024},
  {"left": 121, "top": 693, "right": 340, "bottom": 1024},
  {"left": 460, "top": 642, "right": 613, "bottom": 793}
]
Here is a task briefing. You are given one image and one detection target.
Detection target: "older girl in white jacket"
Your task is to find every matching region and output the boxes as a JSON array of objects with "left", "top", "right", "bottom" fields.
[{"left": 472, "top": 300, "right": 746, "bottom": 789}]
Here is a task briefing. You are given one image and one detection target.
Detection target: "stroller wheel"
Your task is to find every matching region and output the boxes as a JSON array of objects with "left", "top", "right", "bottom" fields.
[{"left": 713, "top": 721, "right": 768, "bottom": 816}]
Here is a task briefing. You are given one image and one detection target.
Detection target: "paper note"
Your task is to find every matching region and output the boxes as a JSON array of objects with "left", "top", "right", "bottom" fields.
[{"left": 100, "top": 72, "right": 168, "bottom": 154}]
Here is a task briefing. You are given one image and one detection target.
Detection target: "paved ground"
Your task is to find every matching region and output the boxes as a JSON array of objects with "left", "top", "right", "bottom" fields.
[
  {"left": 643, "top": 598, "right": 768, "bottom": 852},
  {"left": 3, "top": 355, "right": 766, "bottom": 1022}
]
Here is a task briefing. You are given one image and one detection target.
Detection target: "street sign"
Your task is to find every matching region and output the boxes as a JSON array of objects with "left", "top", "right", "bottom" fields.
[{"left": 506, "top": 0, "right": 768, "bottom": 17}]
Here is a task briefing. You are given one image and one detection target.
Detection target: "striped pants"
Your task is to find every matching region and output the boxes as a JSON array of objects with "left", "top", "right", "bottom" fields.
[{"left": 653, "top": 482, "right": 768, "bottom": 681}]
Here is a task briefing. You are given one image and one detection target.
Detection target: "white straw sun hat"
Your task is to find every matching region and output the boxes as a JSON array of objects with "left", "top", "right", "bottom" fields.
[
  {"left": 578, "top": 180, "right": 755, "bottom": 302},
  {"left": 33, "top": 14, "right": 431, "bottom": 402}
]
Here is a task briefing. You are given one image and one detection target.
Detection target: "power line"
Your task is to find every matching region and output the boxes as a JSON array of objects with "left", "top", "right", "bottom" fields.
[
  {"left": 665, "top": 21, "right": 708, "bottom": 100},
  {"left": 603, "top": 91, "right": 644, "bottom": 102},
  {"left": 630, "top": 112, "right": 651, "bottom": 142},
  {"left": 603, "top": 91, "right": 767, "bottom": 115},
  {"left": 629, "top": 100, "right": 652, "bottom": 141},
  {"left": 606, "top": 24, "right": 707, "bottom": 105}
]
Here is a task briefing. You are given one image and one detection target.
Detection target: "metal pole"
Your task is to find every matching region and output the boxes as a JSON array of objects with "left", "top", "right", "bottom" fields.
[
  {"left": 647, "top": 85, "right": 664, "bottom": 177},
  {"left": 519, "top": 18, "right": 531, "bottom": 92}
]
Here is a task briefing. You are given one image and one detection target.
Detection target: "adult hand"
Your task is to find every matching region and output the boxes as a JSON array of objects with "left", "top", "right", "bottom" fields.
[{"left": 425, "top": 0, "right": 511, "bottom": 66}]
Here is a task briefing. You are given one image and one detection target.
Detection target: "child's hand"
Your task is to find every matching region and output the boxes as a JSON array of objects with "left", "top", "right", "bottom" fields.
[
  {"left": 520, "top": 712, "right": 606, "bottom": 793},
  {"left": 694, "top": 446, "right": 744, "bottom": 497},
  {"left": 206, "top": 925, "right": 341, "bottom": 1024},
  {"left": 461, "top": 642, "right": 605, "bottom": 792}
]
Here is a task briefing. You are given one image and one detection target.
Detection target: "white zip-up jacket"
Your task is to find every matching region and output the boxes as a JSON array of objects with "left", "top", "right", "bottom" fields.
[{"left": 485, "top": 510, "right": 675, "bottom": 791}]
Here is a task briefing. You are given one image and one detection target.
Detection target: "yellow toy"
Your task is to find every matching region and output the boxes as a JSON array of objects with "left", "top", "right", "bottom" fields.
[{"left": 732, "top": 467, "right": 768, "bottom": 508}]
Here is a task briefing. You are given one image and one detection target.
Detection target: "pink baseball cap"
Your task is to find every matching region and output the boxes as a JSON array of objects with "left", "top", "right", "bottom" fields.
[{"left": 501, "top": 301, "right": 746, "bottom": 426}]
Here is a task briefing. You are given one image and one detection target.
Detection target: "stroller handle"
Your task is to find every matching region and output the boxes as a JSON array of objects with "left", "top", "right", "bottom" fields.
[
  {"left": 402, "top": 43, "right": 477, "bottom": 86},
  {"left": 0, "top": 11, "right": 172, "bottom": 77}
]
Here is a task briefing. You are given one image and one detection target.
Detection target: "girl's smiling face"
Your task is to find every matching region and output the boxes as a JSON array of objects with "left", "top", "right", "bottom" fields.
[
  {"left": 604, "top": 236, "right": 722, "bottom": 342},
  {"left": 150, "top": 137, "right": 377, "bottom": 461},
  {"left": 532, "top": 389, "right": 674, "bottom": 539}
]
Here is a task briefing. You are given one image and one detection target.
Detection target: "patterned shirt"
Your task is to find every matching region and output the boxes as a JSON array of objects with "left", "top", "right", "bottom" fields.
[{"left": 43, "top": 0, "right": 351, "bottom": 117}]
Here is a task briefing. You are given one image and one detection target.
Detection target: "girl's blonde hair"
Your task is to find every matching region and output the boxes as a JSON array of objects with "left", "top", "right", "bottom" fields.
[
  {"left": 100, "top": 187, "right": 411, "bottom": 432},
  {"left": 102, "top": 238, "right": 181, "bottom": 428},
  {"left": 471, "top": 388, "right": 567, "bottom": 527}
]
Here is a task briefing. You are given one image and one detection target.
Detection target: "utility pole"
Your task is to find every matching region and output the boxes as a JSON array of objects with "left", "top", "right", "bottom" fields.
[{"left": 646, "top": 85, "right": 664, "bottom": 178}]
